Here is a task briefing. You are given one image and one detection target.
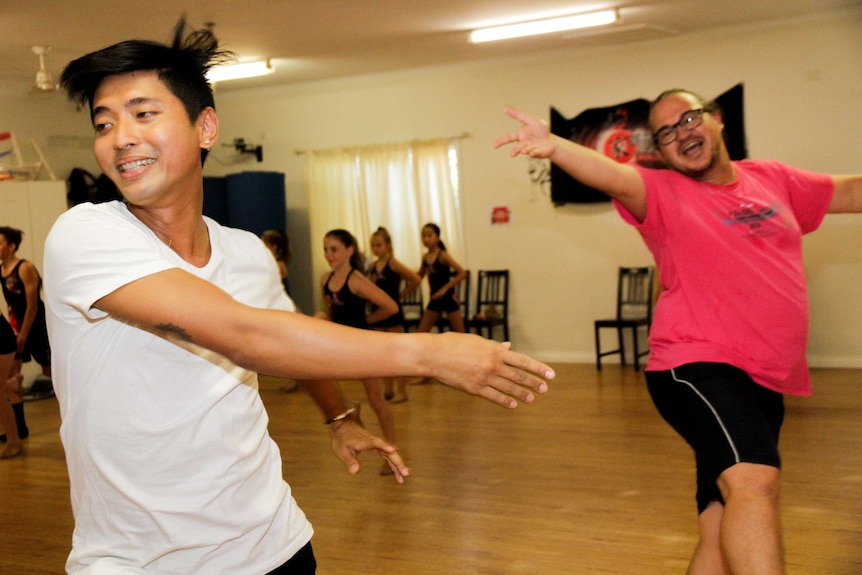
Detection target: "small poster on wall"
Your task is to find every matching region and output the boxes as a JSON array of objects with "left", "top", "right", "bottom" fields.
[{"left": 490, "top": 205, "right": 511, "bottom": 225}]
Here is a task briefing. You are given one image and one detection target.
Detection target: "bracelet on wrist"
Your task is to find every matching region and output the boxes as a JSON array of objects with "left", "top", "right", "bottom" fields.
[{"left": 324, "top": 407, "right": 356, "bottom": 425}]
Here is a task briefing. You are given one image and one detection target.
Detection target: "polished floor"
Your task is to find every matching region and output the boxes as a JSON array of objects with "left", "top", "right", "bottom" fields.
[{"left": 0, "top": 364, "right": 860, "bottom": 574}]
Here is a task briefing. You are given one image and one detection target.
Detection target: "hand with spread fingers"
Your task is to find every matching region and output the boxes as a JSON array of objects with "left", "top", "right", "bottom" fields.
[
  {"left": 429, "top": 334, "right": 554, "bottom": 409},
  {"left": 493, "top": 107, "right": 558, "bottom": 160}
]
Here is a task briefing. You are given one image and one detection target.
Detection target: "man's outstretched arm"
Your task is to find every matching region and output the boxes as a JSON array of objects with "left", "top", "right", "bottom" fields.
[
  {"left": 828, "top": 174, "right": 862, "bottom": 213},
  {"left": 95, "top": 269, "right": 554, "bottom": 409},
  {"left": 494, "top": 107, "right": 647, "bottom": 220}
]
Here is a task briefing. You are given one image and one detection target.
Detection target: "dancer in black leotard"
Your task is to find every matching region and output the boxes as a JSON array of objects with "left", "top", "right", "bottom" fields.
[
  {"left": 318, "top": 229, "right": 401, "bottom": 474},
  {"left": 368, "top": 227, "right": 421, "bottom": 403},
  {"left": 0, "top": 226, "right": 51, "bottom": 443},
  {"left": 416, "top": 223, "right": 467, "bottom": 334}
]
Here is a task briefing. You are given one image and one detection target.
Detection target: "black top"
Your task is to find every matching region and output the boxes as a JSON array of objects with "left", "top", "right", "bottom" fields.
[
  {"left": 423, "top": 255, "right": 454, "bottom": 300},
  {"left": 2, "top": 259, "right": 46, "bottom": 334},
  {"left": 324, "top": 269, "right": 368, "bottom": 329},
  {"left": 368, "top": 260, "right": 404, "bottom": 328}
]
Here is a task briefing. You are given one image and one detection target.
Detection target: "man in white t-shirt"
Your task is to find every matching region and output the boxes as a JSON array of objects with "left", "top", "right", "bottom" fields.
[{"left": 47, "top": 19, "right": 554, "bottom": 575}]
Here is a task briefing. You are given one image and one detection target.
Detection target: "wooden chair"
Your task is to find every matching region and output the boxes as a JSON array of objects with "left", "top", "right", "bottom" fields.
[
  {"left": 400, "top": 279, "right": 424, "bottom": 332},
  {"left": 435, "top": 270, "right": 470, "bottom": 332},
  {"left": 466, "top": 270, "right": 510, "bottom": 341},
  {"left": 594, "top": 266, "right": 654, "bottom": 371}
]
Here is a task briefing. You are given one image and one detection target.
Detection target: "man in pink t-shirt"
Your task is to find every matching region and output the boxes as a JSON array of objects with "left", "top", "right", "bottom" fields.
[{"left": 494, "top": 90, "right": 862, "bottom": 575}]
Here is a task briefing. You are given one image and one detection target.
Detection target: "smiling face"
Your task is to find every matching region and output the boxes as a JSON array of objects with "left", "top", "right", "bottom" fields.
[
  {"left": 91, "top": 71, "right": 217, "bottom": 208},
  {"left": 323, "top": 235, "right": 353, "bottom": 271},
  {"left": 649, "top": 92, "right": 731, "bottom": 183}
]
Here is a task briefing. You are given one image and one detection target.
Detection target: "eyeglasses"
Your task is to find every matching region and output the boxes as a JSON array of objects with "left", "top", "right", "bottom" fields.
[{"left": 653, "top": 109, "right": 704, "bottom": 146}]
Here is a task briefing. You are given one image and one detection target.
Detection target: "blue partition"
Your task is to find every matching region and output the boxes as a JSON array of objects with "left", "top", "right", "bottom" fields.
[
  {"left": 225, "top": 171, "right": 286, "bottom": 237},
  {"left": 202, "top": 176, "right": 229, "bottom": 225}
]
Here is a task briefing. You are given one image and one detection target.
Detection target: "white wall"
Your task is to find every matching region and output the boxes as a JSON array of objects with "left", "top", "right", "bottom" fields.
[
  {"left": 208, "top": 10, "right": 862, "bottom": 366},
  {"left": 4, "top": 10, "right": 861, "bottom": 366},
  {"left": 0, "top": 92, "right": 96, "bottom": 180}
]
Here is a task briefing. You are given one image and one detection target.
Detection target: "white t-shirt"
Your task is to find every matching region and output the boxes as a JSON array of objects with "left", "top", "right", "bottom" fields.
[{"left": 44, "top": 201, "right": 313, "bottom": 574}]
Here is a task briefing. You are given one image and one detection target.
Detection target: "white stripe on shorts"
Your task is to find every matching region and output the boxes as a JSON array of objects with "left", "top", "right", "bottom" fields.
[{"left": 670, "top": 367, "right": 741, "bottom": 463}]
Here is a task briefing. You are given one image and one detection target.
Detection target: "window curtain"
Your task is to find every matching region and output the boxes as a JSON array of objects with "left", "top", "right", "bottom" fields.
[{"left": 305, "top": 138, "right": 463, "bottom": 310}]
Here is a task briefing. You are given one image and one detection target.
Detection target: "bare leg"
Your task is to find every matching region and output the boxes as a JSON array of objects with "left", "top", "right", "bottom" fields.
[
  {"left": 2, "top": 371, "right": 26, "bottom": 443},
  {"left": 716, "top": 462, "right": 785, "bottom": 575},
  {"left": 389, "top": 376, "right": 408, "bottom": 403},
  {"left": 446, "top": 309, "right": 466, "bottom": 333},
  {"left": 0, "top": 353, "right": 23, "bottom": 458},
  {"left": 362, "top": 377, "right": 398, "bottom": 475},
  {"left": 688, "top": 501, "right": 730, "bottom": 575},
  {"left": 362, "top": 378, "right": 396, "bottom": 444},
  {"left": 6, "top": 361, "right": 24, "bottom": 404},
  {"left": 417, "top": 309, "right": 441, "bottom": 333}
]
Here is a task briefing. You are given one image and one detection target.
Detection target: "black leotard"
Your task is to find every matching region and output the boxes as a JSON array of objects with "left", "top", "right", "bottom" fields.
[
  {"left": 423, "top": 255, "right": 460, "bottom": 314},
  {"left": 1, "top": 259, "right": 51, "bottom": 364},
  {"left": 324, "top": 269, "right": 368, "bottom": 329},
  {"left": 368, "top": 260, "right": 404, "bottom": 329}
]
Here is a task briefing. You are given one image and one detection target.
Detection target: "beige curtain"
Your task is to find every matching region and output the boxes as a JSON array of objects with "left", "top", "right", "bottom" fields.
[{"left": 305, "top": 138, "right": 463, "bottom": 311}]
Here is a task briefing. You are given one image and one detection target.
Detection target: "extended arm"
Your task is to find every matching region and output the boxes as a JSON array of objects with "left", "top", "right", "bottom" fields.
[
  {"left": 828, "top": 175, "right": 862, "bottom": 213},
  {"left": 494, "top": 107, "right": 647, "bottom": 220},
  {"left": 95, "top": 269, "right": 553, "bottom": 408}
]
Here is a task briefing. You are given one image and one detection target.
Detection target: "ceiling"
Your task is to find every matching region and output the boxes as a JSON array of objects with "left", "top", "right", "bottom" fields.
[{"left": 0, "top": 0, "right": 857, "bottom": 95}]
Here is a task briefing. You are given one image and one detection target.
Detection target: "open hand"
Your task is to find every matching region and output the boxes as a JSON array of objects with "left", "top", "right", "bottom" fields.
[
  {"left": 492, "top": 107, "right": 557, "bottom": 159},
  {"left": 430, "top": 334, "right": 554, "bottom": 408}
]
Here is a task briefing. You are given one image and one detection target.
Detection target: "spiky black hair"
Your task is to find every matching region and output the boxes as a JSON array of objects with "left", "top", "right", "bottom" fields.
[{"left": 61, "top": 17, "right": 233, "bottom": 124}]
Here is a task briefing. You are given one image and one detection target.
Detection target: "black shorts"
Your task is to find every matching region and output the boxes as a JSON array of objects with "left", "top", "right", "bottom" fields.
[
  {"left": 16, "top": 316, "right": 51, "bottom": 366},
  {"left": 645, "top": 362, "right": 784, "bottom": 514},
  {"left": 265, "top": 541, "right": 316, "bottom": 574},
  {"left": 427, "top": 291, "right": 460, "bottom": 314},
  {"left": 0, "top": 316, "right": 16, "bottom": 355}
]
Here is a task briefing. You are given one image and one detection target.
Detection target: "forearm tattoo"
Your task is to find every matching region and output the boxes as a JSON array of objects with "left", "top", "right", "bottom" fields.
[{"left": 155, "top": 323, "right": 192, "bottom": 342}]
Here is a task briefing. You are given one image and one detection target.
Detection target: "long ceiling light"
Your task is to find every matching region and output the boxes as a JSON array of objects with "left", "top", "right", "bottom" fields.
[
  {"left": 470, "top": 9, "right": 618, "bottom": 43},
  {"left": 206, "top": 59, "right": 274, "bottom": 83}
]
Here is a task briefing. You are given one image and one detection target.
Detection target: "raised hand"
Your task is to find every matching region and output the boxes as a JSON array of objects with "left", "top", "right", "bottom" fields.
[{"left": 493, "top": 107, "right": 557, "bottom": 159}]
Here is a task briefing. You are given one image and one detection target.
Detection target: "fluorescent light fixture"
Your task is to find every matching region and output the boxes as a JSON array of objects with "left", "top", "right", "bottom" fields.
[
  {"left": 206, "top": 59, "right": 274, "bottom": 83},
  {"left": 470, "top": 9, "right": 618, "bottom": 43}
]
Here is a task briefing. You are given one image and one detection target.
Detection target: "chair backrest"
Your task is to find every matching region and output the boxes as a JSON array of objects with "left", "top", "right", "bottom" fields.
[
  {"left": 475, "top": 270, "right": 509, "bottom": 320},
  {"left": 617, "top": 266, "right": 654, "bottom": 322},
  {"left": 454, "top": 270, "right": 471, "bottom": 319},
  {"left": 400, "top": 279, "right": 424, "bottom": 322}
]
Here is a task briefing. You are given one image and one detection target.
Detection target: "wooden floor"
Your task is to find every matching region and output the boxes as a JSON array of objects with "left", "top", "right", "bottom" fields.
[{"left": 1, "top": 364, "right": 860, "bottom": 574}]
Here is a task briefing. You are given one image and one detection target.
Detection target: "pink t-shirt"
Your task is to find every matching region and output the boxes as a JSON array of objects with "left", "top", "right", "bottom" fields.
[{"left": 615, "top": 160, "right": 833, "bottom": 396}]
